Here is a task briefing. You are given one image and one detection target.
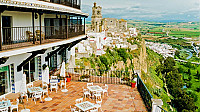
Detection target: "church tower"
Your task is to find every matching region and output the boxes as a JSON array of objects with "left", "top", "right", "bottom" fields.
[{"left": 91, "top": 2, "right": 102, "bottom": 32}]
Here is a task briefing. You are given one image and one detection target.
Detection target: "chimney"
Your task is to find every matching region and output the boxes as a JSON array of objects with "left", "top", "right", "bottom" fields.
[{"left": 94, "top": 2, "right": 96, "bottom": 7}]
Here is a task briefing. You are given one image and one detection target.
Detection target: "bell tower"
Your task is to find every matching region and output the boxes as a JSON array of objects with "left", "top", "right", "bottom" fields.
[{"left": 91, "top": 2, "right": 102, "bottom": 32}]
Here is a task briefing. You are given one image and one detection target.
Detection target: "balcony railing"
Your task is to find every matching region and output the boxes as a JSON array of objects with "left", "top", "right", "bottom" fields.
[
  {"left": 49, "top": 0, "right": 81, "bottom": 9},
  {"left": 1, "top": 25, "right": 85, "bottom": 50}
]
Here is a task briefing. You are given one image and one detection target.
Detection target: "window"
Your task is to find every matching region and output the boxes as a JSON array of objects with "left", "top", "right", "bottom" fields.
[{"left": 0, "top": 66, "right": 11, "bottom": 95}]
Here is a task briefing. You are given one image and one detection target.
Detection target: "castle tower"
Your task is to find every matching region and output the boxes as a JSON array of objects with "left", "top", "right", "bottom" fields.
[{"left": 91, "top": 2, "right": 102, "bottom": 32}]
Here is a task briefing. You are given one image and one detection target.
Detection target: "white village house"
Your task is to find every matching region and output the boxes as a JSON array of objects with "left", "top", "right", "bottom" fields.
[{"left": 0, "top": 0, "right": 88, "bottom": 96}]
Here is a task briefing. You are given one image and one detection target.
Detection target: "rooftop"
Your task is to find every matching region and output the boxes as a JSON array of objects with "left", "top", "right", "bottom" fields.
[{"left": 17, "top": 82, "right": 147, "bottom": 112}]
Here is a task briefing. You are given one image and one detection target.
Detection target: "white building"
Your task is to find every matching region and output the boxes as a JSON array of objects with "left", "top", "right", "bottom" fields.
[{"left": 0, "top": 0, "right": 88, "bottom": 96}]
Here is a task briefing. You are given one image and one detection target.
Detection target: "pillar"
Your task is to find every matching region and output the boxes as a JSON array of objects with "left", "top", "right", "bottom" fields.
[
  {"left": 32, "top": 12, "right": 35, "bottom": 44},
  {"left": 151, "top": 99, "right": 163, "bottom": 112}
]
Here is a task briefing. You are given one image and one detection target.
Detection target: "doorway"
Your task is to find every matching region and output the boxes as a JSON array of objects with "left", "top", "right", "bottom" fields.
[{"left": 2, "top": 16, "right": 12, "bottom": 45}]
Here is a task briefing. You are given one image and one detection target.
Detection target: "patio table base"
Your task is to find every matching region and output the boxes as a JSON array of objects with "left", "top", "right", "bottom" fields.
[
  {"left": 21, "top": 109, "right": 30, "bottom": 112},
  {"left": 45, "top": 97, "right": 52, "bottom": 101},
  {"left": 61, "top": 89, "right": 68, "bottom": 92}
]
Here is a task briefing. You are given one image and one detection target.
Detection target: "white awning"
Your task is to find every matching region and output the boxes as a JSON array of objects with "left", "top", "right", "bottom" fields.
[{"left": 0, "top": 0, "right": 89, "bottom": 17}]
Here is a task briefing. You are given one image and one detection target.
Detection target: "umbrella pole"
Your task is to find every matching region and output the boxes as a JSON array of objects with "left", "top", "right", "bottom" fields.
[{"left": 61, "top": 78, "right": 68, "bottom": 92}]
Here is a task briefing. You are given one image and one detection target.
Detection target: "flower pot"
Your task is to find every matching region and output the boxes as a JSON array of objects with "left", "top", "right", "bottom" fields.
[
  {"left": 67, "top": 78, "right": 71, "bottom": 82},
  {"left": 131, "top": 82, "right": 136, "bottom": 88}
]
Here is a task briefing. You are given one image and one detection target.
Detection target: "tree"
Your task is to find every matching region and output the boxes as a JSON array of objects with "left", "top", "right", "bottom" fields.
[
  {"left": 197, "top": 70, "right": 200, "bottom": 80},
  {"left": 175, "top": 50, "right": 180, "bottom": 58}
]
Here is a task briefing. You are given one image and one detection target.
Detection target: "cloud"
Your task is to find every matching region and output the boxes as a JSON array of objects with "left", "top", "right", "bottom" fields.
[{"left": 82, "top": 0, "right": 200, "bottom": 21}]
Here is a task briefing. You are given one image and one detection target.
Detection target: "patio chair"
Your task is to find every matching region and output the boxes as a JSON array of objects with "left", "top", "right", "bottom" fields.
[
  {"left": 70, "top": 106, "right": 79, "bottom": 112},
  {"left": 0, "top": 107, "right": 8, "bottom": 112},
  {"left": 94, "top": 90, "right": 102, "bottom": 101},
  {"left": 51, "top": 76, "right": 58, "bottom": 79},
  {"left": 50, "top": 83, "right": 58, "bottom": 93},
  {"left": 75, "top": 98, "right": 83, "bottom": 104},
  {"left": 10, "top": 99, "right": 19, "bottom": 112},
  {"left": 26, "top": 31, "right": 34, "bottom": 41},
  {"left": 83, "top": 87, "right": 91, "bottom": 99},
  {"left": 32, "top": 91, "right": 42, "bottom": 104},
  {"left": 94, "top": 99, "right": 102, "bottom": 112},
  {"left": 102, "top": 84, "right": 108, "bottom": 96},
  {"left": 42, "top": 84, "right": 48, "bottom": 98},
  {"left": 35, "top": 30, "right": 45, "bottom": 41},
  {"left": 20, "top": 92, "right": 28, "bottom": 102},
  {"left": 60, "top": 80, "right": 65, "bottom": 89},
  {"left": 87, "top": 82, "right": 93, "bottom": 87}
]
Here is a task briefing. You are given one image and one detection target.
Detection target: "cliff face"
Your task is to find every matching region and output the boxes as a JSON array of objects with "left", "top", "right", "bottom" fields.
[{"left": 133, "top": 39, "right": 147, "bottom": 76}]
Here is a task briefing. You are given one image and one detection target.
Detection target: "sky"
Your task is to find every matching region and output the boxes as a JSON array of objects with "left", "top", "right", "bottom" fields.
[{"left": 81, "top": 0, "right": 200, "bottom": 22}]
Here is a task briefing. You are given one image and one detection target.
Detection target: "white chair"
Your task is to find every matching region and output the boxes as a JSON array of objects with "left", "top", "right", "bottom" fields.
[
  {"left": 94, "top": 99, "right": 102, "bottom": 112},
  {"left": 60, "top": 80, "right": 65, "bottom": 89},
  {"left": 102, "top": 84, "right": 108, "bottom": 96},
  {"left": 42, "top": 84, "right": 48, "bottom": 98},
  {"left": 0, "top": 107, "right": 8, "bottom": 112},
  {"left": 83, "top": 87, "right": 91, "bottom": 99},
  {"left": 20, "top": 92, "right": 28, "bottom": 102},
  {"left": 32, "top": 91, "right": 42, "bottom": 104},
  {"left": 51, "top": 76, "right": 57, "bottom": 79},
  {"left": 75, "top": 98, "right": 83, "bottom": 104},
  {"left": 10, "top": 99, "right": 19, "bottom": 112},
  {"left": 70, "top": 106, "right": 79, "bottom": 112},
  {"left": 50, "top": 83, "right": 58, "bottom": 93},
  {"left": 94, "top": 90, "right": 102, "bottom": 101},
  {"left": 27, "top": 82, "right": 33, "bottom": 88},
  {"left": 87, "top": 82, "right": 93, "bottom": 87},
  {"left": 90, "top": 108, "right": 98, "bottom": 112}
]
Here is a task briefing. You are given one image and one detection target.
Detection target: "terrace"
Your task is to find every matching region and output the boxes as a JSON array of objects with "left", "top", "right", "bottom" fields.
[{"left": 17, "top": 82, "right": 147, "bottom": 112}]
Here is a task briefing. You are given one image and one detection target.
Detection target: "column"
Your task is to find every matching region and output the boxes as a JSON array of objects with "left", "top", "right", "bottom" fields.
[
  {"left": 84, "top": 18, "right": 86, "bottom": 35},
  {"left": 66, "top": 15, "right": 68, "bottom": 39},
  {"left": 39, "top": 13, "right": 42, "bottom": 44},
  {"left": 32, "top": 12, "right": 35, "bottom": 44},
  {"left": 0, "top": 12, "right": 2, "bottom": 51},
  {"left": 151, "top": 99, "right": 163, "bottom": 112}
]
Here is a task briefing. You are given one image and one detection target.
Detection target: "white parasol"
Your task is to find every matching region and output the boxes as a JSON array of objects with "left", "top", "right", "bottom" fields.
[
  {"left": 60, "top": 61, "right": 68, "bottom": 92},
  {"left": 42, "top": 66, "right": 49, "bottom": 84},
  {"left": 20, "top": 73, "right": 27, "bottom": 93}
]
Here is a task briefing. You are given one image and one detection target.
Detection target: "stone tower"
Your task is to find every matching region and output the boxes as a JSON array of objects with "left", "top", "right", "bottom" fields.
[{"left": 91, "top": 2, "right": 102, "bottom": 32}]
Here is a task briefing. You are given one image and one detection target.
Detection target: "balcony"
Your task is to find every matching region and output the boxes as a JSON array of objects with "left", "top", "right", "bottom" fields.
[
  {"left": 0, "top": 25, "right": 85, "bottom": 51},
  {"left": 48, "top": 0, "right": 81, "bottom": 9}
]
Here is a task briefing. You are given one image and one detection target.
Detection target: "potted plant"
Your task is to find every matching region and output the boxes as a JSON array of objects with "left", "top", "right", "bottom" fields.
[
  {"left": 66, "top": 73, "right": 71, "bottom": 82},
  {"left": 130, "top": 80, "right": 136, "bottom": 88}
]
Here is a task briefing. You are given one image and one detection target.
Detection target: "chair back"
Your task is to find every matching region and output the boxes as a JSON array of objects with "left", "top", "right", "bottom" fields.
[
  {"left": 105, "top": 84, "right": 108, "bottom": 89},
  {"left": 0, "top": 107, "right": 8, "bottom": 112},
  {"left": 42, "top": 84, "right": 48, "bottom": 90},
  {"left": 33, "top": 91, "right": 42, "bottom": 97},
  {"left": 20, "top": 92, "right": 27, "bottom": 96},
  {"left": 27, "top": 82, "right": 33, "bottom": 88},
  {"left": 87, "top": 82, "right": 93, "bottom": 87},
  {"left": 75, "top": 98, "right": 83, "bottom": 104},
  {"left": 50, "top": 83, "right": 58, "bottom": 88},
  {"left": 51, "top": 76, "right": 57, "bottom": 79}
]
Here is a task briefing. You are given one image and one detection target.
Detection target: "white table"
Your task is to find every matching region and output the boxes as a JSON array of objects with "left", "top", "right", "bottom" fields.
[
  {"left": 75, "top": 101, "right": 95, "bottom": 112},
  {"left": 87, "top": 85, "right": 103, "bottom": 92}
]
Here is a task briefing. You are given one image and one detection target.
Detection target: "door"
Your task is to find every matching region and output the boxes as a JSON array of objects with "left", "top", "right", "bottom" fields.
[{"left": 2, "top": 16, "right": 11, "bottom": 45}]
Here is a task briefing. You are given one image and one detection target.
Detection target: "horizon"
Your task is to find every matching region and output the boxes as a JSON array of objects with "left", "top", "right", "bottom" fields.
[{"left": 82, "top": 0, "right": 200, "bottom": 22}]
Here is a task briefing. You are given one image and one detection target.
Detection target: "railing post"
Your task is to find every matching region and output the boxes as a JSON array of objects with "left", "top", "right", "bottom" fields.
[
  {"left": 84, "top": 18, "right": 85, "bottom": 35},
  {"left": 39, "top": 13, "right": 42, "bottom": 44},
  {"left": 0, "top": 12, "right": 2, "bottom": 51},
  {"left": 32, "top": 12, "right": 35, "bottom": 44},
  {"left": 151, "top": 99, "right": 163, "bottom": 112},
  {"left": 66, "top": 15, "right": 68, "bottom": 39}
]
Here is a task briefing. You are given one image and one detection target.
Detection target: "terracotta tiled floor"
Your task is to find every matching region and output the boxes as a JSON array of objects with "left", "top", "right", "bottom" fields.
[{"left": 17, "top": 82, "right": 147, "bottom": 112}]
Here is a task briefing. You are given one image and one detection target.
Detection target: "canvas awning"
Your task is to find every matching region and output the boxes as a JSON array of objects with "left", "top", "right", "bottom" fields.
[{"left": 0, "top": 0, "right": 89, "bottom": 17}]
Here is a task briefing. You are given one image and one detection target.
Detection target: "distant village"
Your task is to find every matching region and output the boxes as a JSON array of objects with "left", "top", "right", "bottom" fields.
[{"left": 72, "top": 2, "right": 138, "bottom": 68}]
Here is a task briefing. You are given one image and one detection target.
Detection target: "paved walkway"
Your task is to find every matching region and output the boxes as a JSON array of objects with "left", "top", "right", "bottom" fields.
[{"left": 18, "top": 82, "right": 147, "bottom": 112}]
